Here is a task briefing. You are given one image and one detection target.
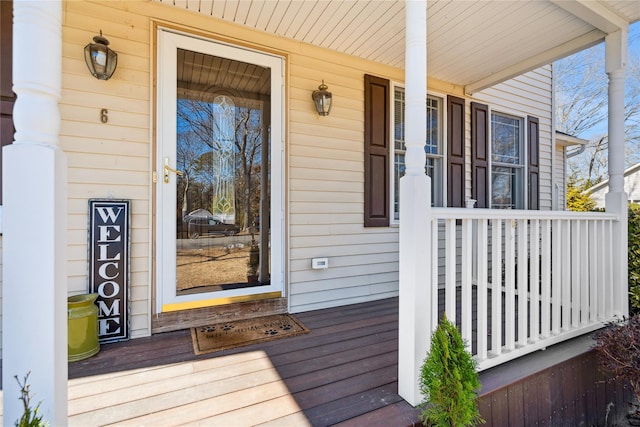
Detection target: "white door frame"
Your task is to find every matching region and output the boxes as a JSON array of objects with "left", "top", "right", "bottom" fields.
[{"left": 155, "top": 28, "right": 285, "bottom": 313}]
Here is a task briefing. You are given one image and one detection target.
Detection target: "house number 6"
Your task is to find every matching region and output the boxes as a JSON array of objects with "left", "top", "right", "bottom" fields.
[{"left": 100, "top": 109, "right": 109, "bottom": 124}]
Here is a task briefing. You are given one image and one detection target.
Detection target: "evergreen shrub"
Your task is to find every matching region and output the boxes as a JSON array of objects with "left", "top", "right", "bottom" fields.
[{"left": 419, "top": 314, "right": 484, "bottom": 426}]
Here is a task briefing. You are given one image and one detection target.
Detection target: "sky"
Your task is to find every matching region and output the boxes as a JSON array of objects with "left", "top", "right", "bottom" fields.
[
  {"left": 563, "top": 20, "right": 639, "bottom": 140},
  {"left": 631, "top": 20, "right": 640, "bottom": 57}
]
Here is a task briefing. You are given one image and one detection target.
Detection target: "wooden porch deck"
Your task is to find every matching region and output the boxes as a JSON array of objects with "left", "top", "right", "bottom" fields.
[{"left": 66, "top": 297, "right": 423, "bottom": 426}]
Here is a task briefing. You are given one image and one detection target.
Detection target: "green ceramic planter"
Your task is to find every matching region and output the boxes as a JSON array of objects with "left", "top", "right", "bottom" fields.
[{"left": 68, "top": 293, "right": 100, "bottom": 362}]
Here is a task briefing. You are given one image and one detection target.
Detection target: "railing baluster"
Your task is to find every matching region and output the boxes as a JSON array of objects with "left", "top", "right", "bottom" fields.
[
  {"left": 431, "top": 219, "right": 439, "bottom": 329},
  {"left": 589, "top": 220, "right": 598, "bottom": 323},
  {"left": 562, "top": 219, "right": 571, "bottom": 330},
  {"left": 597, "top": 220, "right": 606, "bottom": 320},
  {"left": 491, "top": 219, "right": 502, "bottom": 356},
  {"left": 580, "top": 221, "right": 590, "bottom": 324},
  {"left": 571, "top": 220, "right": 581, "bottom": 328},
  {"left": 517, "top": 219, "right": 528, "bottom": 346},
  {"left": 505, "top": 219, "right": 516, "bottom": 351},
  {"left": 445, "top": 218, "right": 456, "bottom": 321},
  {"left": 540, "top": 219, "right": 551, "bottom": 337},
  {"left": 477, "top": 219, "right": 488, "bottom": 361},
  {"left": 605, "top": 220, "right": 614, "bottom": 316},
  {"left": 530, "top": 219, "right": 540, "bottom": 343},
  {"left": 462, "top": 218, "right": 473, "bottom": 344},
  {"left": 552, "top": 219, "right": 562, "bottom": 334}
]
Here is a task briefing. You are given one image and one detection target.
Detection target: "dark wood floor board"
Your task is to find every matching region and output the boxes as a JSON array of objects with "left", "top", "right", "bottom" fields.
[
  {"left": 97, "top": 329, "right": 191, "bottom": 357},
  {"left": 295, "top": 298, "right": 397, "bottom": 325},
  {"left": 69, "top": 331, "right": 194, "bottom": 378},
  {"left": 292, "top": 364, "right": 399, "bottom": 410},
  {"left": 282, "top": 350, "right": 397, "bottom": 394},
  {"left": 70, "top": 345, "right": 192, "bottom": 378},
  {"left": 220, "top": 313, "right": 398, "bottom": 359},
  {"left": 296, "top": 305, "right": 399, "bottom": 332},
  {"left": 331, "top": 402, "right": 423, "bottom": 427},
  {"left": 273, "top": 338, "right": 398, "bottom": 380},
  {"left": 303, "top": 384, "right": 404, "bottom": 427},
  {"left": 266, "top": 329, "right": 398, "bottom": 368},
  {"left": 293, "top": 306, "right": 391, "bottom": 331},
  {"left": 298, "top": 311, "right": 398, "bottom": 338}
]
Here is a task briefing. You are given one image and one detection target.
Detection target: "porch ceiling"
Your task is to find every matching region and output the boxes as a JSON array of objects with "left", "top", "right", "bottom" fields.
[{"left": 155, "top": 0, "right": 639, "bottom": 93}]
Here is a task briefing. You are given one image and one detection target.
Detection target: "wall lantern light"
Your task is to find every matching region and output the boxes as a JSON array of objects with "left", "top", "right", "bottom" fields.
[
  {"left": 312, "top": 80, "right": 332, "bottom": 116},
  {"left": 84, "top": 31, "right": 118, "bottom": 80}
]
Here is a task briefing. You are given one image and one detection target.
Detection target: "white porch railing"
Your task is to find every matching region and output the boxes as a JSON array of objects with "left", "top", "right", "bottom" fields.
[{"left": 427, "top": 208, "right": 623, "bottom": 371}]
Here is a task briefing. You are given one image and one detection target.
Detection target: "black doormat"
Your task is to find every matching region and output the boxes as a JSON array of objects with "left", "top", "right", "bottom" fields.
[{"left": 191, "top": 313, "right": 309, "bottom": 355}]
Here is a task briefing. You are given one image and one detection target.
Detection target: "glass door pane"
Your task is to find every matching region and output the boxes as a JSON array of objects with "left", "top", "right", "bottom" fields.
[{"left": 175, "top": 49, "right": 271, "bottom": 295}]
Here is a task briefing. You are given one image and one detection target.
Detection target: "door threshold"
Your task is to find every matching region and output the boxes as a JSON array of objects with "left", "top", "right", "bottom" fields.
[{"left": 152, "top": 296, "right": 287, "bottom": 333}]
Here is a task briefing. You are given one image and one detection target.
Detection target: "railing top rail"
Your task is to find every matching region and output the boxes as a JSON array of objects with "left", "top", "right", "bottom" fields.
[{"left": 430, "top": 208, "right": 619, "bottom": 221}]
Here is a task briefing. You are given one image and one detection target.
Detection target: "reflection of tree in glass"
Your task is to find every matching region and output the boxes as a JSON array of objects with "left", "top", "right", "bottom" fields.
[
  {"left": 176, "top": 91, "right": 264, "bottom": 230},
  {"left": 491, "top": 166, "right": 513, "bottom": 208},
  {"left": 492, "top": 118, "right": 519, "bottom": 165}
]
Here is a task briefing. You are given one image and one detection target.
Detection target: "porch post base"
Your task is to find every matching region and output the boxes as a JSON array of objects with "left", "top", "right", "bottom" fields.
[
  {"left": 2, "top": 144, "right": 68, "bottom": 425},
  {"left": 605, "top": 190, "right": 628, "bottom": 317},
  {"left": 398, "top": 173, "right": 431, "bottom": 407}
]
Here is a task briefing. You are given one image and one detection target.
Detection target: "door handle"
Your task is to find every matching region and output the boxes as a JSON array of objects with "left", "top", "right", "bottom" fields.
[{"left": 163, "top": 158, "right": 183, "bottom": 183}]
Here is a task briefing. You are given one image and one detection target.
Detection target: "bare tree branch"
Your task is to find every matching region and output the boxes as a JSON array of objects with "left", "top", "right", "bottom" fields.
[{"left": 556, "top": 39, "right": 640, "bottom": 184}]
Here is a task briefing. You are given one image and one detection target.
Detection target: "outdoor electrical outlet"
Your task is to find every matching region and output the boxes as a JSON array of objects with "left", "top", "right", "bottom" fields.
[{"left": 311, "top": 258, "right": 329, "bottom": 269}]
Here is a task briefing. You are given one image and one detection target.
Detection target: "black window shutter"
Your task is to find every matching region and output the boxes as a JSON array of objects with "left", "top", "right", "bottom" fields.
[
  {"left": 528, "top": 115, "right": 540, "bottom": 210},
  {"left": 471, "top": 102, "right": 489, "bottom": 208},
  {"left": 446, "top": 96, "right": 465, "bottom": 207},
  {"left": 364, "top": 74, "right": 390, "bottom": 227},
  {"left": 447, "top": 96, "right": 465, "bottom": 207}
]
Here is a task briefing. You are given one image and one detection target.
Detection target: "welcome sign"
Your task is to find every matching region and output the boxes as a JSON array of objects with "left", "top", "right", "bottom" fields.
[{"left": 88, "top": 199, "right": 130, "bottom": 343}]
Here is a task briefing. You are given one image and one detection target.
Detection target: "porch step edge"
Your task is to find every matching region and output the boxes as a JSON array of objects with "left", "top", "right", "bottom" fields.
[{"left": 478, "top": 333, "right": 594, "bottom": 396}]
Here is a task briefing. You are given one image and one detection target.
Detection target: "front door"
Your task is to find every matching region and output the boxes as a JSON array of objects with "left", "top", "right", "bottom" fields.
[{"left": 156, "top": 29, "right": 284, "bottom": 313}]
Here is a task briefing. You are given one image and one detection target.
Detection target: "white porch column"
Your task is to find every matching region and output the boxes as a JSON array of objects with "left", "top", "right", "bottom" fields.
[
  {"left": 3, "top": 0, "right": 67, "bottom": 425},
  {"left": 604, "top": 28, "right": 628, "bottom": 317},
  {"left": 398, "top": 0, "right": 430, "bottom": 407}
]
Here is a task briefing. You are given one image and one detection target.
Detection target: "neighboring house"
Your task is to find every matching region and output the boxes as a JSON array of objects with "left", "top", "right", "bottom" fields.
[
  {"left": 587, "top": 162, "right": 640, "bottom": 208},
  {"left": 555, "top": 131, "right": 589, "bottom": 209},
  {"left": 2, "top": 0, "right": 638, "bottom": 422}
]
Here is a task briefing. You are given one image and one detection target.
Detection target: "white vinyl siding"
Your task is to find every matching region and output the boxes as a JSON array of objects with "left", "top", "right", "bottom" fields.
[
  {"left": 288, "top": 55, "right": 402, "bottom": 312},
  {"left": 63, "top": 2, "right": 152, "bottom": 340}
]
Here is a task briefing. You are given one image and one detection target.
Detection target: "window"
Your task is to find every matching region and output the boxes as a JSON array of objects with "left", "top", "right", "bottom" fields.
[
  {"left": 393, "top": 88, "right": 444, "bottom": 220},
  {"left": 472, "top": 103, "right": 538, "bottom": 210},
  {"left": 491, "top": 112, "right": 524, "bottom": 209}
]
